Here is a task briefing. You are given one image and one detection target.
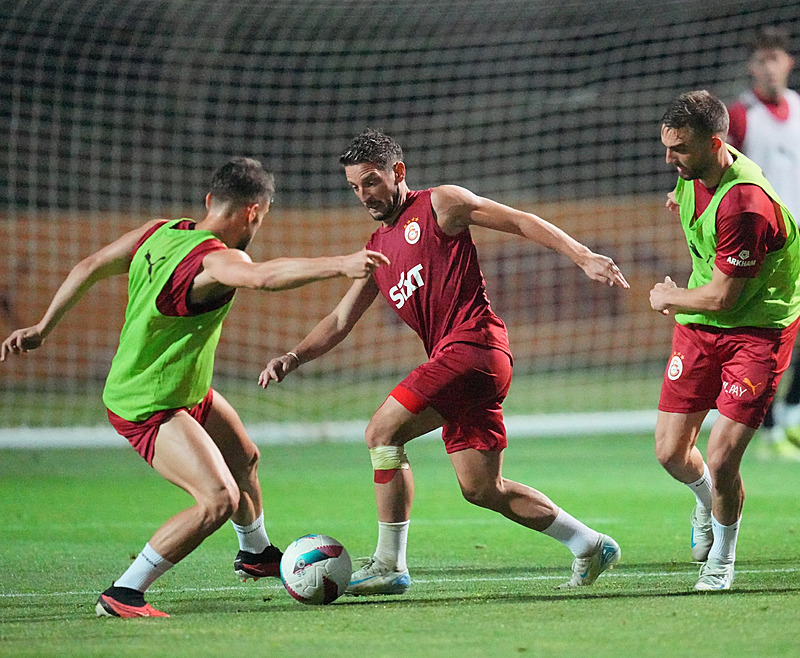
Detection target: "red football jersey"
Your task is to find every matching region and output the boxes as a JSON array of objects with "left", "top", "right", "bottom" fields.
[
  {"left": 366, "top": 189, "right": 510, "bottom": 358},
  {"left": 692, "top": 181, "right": 786, "bottom": 279}
]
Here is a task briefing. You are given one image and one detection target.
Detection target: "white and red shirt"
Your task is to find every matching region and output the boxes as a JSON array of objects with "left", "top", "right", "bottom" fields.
[{"left": 729, "top": 89, "right": 800, "bottom": 219}]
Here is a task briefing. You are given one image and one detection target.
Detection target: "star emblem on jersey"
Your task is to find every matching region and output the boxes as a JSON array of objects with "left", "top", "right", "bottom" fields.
[{"left": 404, "top": 218, "right": 420, "bottom": 244}]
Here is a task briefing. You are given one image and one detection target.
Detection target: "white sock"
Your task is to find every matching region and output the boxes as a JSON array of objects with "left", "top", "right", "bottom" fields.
[
  {"left": 708, "top": 515, "right": 740, "bottom": 565},
  {"left": 687, "top": 463, "right": 713, "bottom": 510},
  {"left": 373, "top": 521, "right": 409, "bottom": 571},
  {"left": 114, "top": 543, "right": 174, "bottom": 593},
  {"left": 231, "top": 511, "right": 270, "bottom": 554},
  {"left": 540, "top": 508, "right": 602, "bottom": 558}
]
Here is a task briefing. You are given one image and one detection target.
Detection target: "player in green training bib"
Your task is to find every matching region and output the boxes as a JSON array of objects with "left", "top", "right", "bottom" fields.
[
  {"left": 650, "top": 90, "right": 800, "bottom": 591},
  {"left": 1, "top": 157, "right": 389, "bottom": 618},
  {"left": 102, "top": 217, "right": 234, "bottom": 421}
]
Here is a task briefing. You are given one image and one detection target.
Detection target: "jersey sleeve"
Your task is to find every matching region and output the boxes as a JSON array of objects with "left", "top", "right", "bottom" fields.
[
  {"left": 727, "top": 102, "right": 747, "bottom": 151},
  {"left": 714, "top": 184, "right": 778, "bottom": 278}
]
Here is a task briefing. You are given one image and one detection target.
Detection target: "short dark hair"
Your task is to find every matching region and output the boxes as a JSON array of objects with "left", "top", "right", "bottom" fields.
[
  {"left": 209, "top": 157, "right": 275, "bottom": 205},
  {"left": 339, "top": 129, "right": 404, "bottom": 170},
  {"left": 661, "top": 90, "right": 729, "bottom": 138},
  {"left": 751, "top": 25, "right": 790, "bottom": 54}
]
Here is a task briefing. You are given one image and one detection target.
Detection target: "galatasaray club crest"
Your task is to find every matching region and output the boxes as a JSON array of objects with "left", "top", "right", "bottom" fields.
[
  {"left": 404, "top": 218, "right": 420, "bottom": 244},
  {"left": 667, "top": 353, "right": 683, "bottom": 381}
]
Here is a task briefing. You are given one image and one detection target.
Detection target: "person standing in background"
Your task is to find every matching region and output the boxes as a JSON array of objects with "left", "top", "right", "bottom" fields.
[{"left": 728, "top": 26, "right": 800, "bottom": 460}]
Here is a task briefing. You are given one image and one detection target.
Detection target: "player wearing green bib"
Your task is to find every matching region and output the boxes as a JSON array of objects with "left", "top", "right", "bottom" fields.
[
  {"left": 1, "top": 157, "right": 389, "bottom": 617},
  {"left": 650, "top": 91, "right": 800, "bottom": 591},
  {"left": 102, "top": 218, "right": 234, "bottom": 422},
  {"left": 672, "top": 146, "right": 800, "bottom": 329}
]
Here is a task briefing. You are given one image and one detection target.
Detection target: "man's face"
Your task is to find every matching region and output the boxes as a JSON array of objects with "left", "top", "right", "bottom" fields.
[
  {"left": 237, "top": 199, "right": 271, "bottom": 250},
  {"left": 749, "top": 47, "right": 794, "bottom": 99},
  {"left": 661, "top": 124, "right": 717, "bottom": 182},
  {"left": 344, "top": 162, "right": 403, "bottom": 223}
]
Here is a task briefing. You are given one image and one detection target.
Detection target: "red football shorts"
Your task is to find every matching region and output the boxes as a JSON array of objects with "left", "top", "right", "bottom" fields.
[
  {"left": 106, "top": 388, "right": 215, "bottom": 466},
  {"left": 390, "top": 342, "right": 513, "bottom": 453},
  {"left": 659, "top": 319, "right": 799, "bottom": 428}
]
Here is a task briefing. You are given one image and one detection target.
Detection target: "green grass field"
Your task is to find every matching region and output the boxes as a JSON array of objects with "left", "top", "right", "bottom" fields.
[{"left": 1, "top": 432, "right": 799, "bottom": 657}]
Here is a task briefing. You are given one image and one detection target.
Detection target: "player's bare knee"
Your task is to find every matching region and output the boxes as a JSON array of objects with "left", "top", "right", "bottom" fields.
[
  {"left": 654, "top": 440, "right": 687, "bottom": 472},
  {"left": 460, "top": 481, "right": 500, "bottom": 510},
  {"left": 199, "top": 482, "right": 240, "bottom": 528},
  {"left": 654, "top": 447, "right": 674, "bottom": 470},
  {"left": 706, "top": 452, "right": 739, "bottom": 486},
  {"left": 461, "top": 486, "right": 487, "bottom": 507},
  {"left": 364, "top": 418, "right": 398, "bottom": 449}
]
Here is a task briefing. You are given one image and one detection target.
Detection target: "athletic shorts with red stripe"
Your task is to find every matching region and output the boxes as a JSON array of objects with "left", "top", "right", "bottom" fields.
[
  {"left": 106, "top": 389, "right": 215, "bottom": 466},
  {"left": 390, "top": 342, "right": 513, "bottom": 454},
  {"left": 658, "top": 318, "right": 800, "bottom": 428}
]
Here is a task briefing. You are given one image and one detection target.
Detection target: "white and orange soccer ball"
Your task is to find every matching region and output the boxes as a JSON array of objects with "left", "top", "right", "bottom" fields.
[{"left": 279, "top": 534, "right": 352, "bottom": 605}]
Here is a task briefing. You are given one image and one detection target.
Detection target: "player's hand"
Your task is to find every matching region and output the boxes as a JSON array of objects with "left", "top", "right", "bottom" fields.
[
  {"left": 650, "top": 276, "right": 676, "bottom": 315},
  {"left": 258, "top": 353, "right": 300, "bottom": 388},
  {"left": 580, "top": 252, "right": 630, "bottom": 288},
  {"left": 0, "top": 326, "right": 45, "bottom": 361},
  {"left": 341, "top": 249, "right": 390, "bottom": 279},
  {"left": 665, "top": 191, "right": 678, "bottom": 212}
]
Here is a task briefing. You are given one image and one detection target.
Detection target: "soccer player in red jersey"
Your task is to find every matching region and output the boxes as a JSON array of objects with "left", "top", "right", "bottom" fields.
[
  {"left": 652, "top": 91, "right": 800, "bottom": 590},
  {"left": 260, "top": 129, "right": 629, "bottom": 595}
]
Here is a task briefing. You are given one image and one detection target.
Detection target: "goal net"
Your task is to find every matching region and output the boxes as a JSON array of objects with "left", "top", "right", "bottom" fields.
[{"left": 2, "top": 0, "right": 798, "bottom": 437}]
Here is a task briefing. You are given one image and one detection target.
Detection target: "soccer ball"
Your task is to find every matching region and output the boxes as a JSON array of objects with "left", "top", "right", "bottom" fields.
[{"left": 280, "top": 534, "right": 352, "bottom": 605}]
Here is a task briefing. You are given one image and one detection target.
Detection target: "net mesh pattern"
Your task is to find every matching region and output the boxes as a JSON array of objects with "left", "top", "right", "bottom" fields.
[{"left": 2, "top": 0, "right": 798, "bottom": 425}]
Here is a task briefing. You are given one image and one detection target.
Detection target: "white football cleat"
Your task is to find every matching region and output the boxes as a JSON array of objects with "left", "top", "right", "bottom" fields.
[
  {"left": 695, "top": 559, "right": 734, "bottom": 591},
  {"left": 346, "top": 557, "right": 410, "bottom": 596},
  {"left": 558, "top": 534, "right": 621, "bottom": 589}
]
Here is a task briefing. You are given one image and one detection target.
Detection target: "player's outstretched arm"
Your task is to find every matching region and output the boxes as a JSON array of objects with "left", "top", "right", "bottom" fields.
[
  {"left": 1, "top": 325, "right": 45, "bottom": 361},
  {"left": 650, "top": 268, "right": 746, "bottom": 316},
  {"left": 431, "top": 185, "right": 629, "bottom": 289},
  {"left": 1, "top": 220, "right": 161, "bottom": 362},
  {"left": 258, "top": 276, "right": 379, "bottom": 388},
  {"left": 199, "top": 248, "right": 389, "bottom": 292}
]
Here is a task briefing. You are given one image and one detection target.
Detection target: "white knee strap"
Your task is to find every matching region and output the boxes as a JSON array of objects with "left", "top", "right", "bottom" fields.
[{"left": 369, "top": 445, "right": 410, "bottom": 471}]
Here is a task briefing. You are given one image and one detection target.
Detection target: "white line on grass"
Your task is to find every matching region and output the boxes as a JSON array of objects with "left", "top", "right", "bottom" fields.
[{"left": 2, "top": 566, "right": 797, "bottom": 599}]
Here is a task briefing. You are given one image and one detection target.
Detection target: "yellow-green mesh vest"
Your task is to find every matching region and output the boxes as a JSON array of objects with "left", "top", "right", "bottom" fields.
[
  {"left": 674, "top": 146, "right": 800, "bottom": 329},
  {"left": 102, "top": 219, "right": 233, "bottom": 421}
]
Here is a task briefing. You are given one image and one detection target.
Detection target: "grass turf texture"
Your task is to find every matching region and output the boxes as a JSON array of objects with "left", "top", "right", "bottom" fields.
[{"left": 1, "top": 434, "right": 799, "bottom": 657}]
